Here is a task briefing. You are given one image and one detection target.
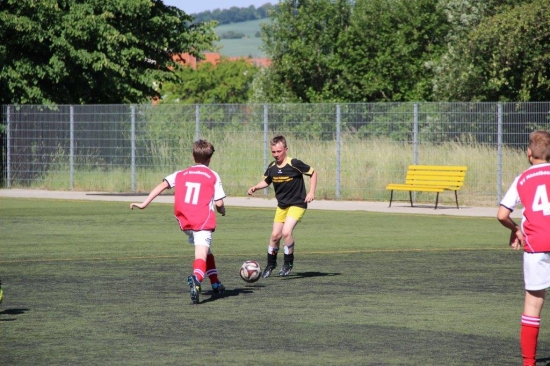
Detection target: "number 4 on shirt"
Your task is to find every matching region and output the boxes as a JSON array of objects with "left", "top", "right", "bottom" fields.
[{"left": 532, "top": 184, "right": 550, "bottom": 215}]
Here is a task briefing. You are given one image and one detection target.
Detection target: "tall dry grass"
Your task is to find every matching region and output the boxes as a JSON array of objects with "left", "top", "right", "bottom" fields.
[{"left": 28, "top": 135, "right": 527, "bottom": 207}]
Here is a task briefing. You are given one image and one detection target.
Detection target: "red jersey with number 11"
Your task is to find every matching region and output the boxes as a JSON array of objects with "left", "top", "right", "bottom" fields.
[
  {"left": 164, "top": 164, "right": 225, "bottom": 231},
  {"left": 500, "top": 163, "right": 550, "bottom": 253}
]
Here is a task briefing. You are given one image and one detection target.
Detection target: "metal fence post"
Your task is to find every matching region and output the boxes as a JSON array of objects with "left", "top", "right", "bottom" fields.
[
  {"left": 263, "top": 104, "right": 269, "bottom": 196},
  {"left": 413, "top": 103, "right": 419, "bottom": 165},
  {"left": 70, "top": 106, "right": 74, "bottom": 190},
  {"left": 497, "top": 103, "right": 503, "bottom": 203},
  {"left": 195, "top": 104, "right": 200, "bottom": 141},
  {"left": 131, "top": 105, "right": 136, "bottom": 192},
  {"left": 6, "top": 105, "right": 11, "bottom": 188},
  {"left": 336, "top": 104, "right": 341, "bottom": 200},
  {"left": 412, "top": 103, "right": 419, "bottom": 203}
]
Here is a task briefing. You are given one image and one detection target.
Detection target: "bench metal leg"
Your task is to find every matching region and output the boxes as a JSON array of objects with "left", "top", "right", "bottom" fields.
[
  {"left": 434, "top": 192, "right": 440, "bottom": 209},
  {"left": 455, "top": 191, "right": 459, "bottom": 209},
  {"left": 389, "top": 190, "right": 393, "bottom": 207},
  {"left": 409, "top": 191, "right": 413, "bottom": 207}
]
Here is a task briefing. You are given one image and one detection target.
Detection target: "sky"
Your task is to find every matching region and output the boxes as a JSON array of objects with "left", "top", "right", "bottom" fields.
[{"left": 162, "top": 1, "right": 278, "bottom": 15}]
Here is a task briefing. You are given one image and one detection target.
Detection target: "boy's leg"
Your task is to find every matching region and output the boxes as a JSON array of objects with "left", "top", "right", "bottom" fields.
[
  {"left": 263, "top": 222, "right": 283, "bottom": 278},
  {"left": 206, "top": 249, "right": 225, "bottom": 294},
  {"left": 279, "top": 217, "right": 299, "bottom": 276},
  {"left": 279, "top": 207, "right": 305, "bottom": 277},
  {"left": 186, "top": 230, "right": 211, "bottom": 305},
  {"left": 193, "top": 242, "right": 210, "bottom": 280},
  {"left": 521, "top": 290, "right": 545, "bottom": 366}
]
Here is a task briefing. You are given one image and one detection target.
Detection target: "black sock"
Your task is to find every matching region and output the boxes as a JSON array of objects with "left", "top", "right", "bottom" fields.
[
  {"left": 267, "top": 253, "right": 277, "bottom": 265},
  {"left": 284, "top": 253, "right": 294, "bottom": 266}
]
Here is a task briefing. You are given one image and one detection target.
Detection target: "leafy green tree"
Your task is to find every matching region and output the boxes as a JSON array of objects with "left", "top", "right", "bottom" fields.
[
  {"left": 433, "top": 0, "right": 550, "bottom": 101},
  {"left": 337, "top": 0, "right": 450, "bottom": 102},
  {"left": 260, "top": 0, "right": 450, "bottom": 103},
  {"left": 159, "top": 58, "right": 259, "bottom": 104},
  {"left": 260, "top": 0, "right": 354, "bottom": 103},
  {"left": 0, "top": 0, "right": 217, "bottom": 104}
]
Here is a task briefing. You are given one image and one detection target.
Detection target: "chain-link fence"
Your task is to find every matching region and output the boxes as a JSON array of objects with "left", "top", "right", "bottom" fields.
[{"left": 2, "top": 103, "right": 549, "bottom": 206}]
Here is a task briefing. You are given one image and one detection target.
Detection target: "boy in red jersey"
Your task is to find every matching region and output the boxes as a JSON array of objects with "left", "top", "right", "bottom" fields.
[
  {"left": 247, "top": 135, "right": 317, "bottom": 278},
  {"left": 131, "top": 140, "right": 226, "bottom": 305},
  {"left": 498, "top": 130, "right": 550, "bottom": 366}
]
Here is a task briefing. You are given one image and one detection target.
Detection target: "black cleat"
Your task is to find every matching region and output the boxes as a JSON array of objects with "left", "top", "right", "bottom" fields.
[
  {"left": 262, "top": 262, "right": 276, "bottom": 278},
  {"left": 212, "top": 282, "right": 225, "bottom": 294},
  {"left": 187, "top": 275, "right": 201, "bottom": 304},
  {"left": 279, "top": 263, "right": 293, "bottom": 277}
]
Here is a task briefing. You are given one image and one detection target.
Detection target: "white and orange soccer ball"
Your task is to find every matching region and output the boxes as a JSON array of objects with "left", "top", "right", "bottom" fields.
[{"left": 239, "top": 260, "right": 261, "bottom": 283}]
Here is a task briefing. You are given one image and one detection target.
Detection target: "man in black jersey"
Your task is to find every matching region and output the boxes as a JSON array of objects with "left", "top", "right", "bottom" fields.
[{"left": 247, "top": 135, "right": 317, "bottom": 277}]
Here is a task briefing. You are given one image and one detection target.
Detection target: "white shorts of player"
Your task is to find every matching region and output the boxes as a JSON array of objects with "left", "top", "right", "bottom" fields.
[
  {"left": 524, "top": 252, "right": 550, "bottom": 291},
  {"left": 184, "top": 230, "right": 212, "bottom": 247}
]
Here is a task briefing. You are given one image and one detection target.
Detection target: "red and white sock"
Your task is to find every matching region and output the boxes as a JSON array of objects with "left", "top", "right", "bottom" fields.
[
  {"left": 193, "top": 259, "right": 206, "bottom": 282},
  {"left": 206, "top": 254, "right": 219, "bottom": 284},
  {"left": 521, "top": 314, "right": 540, "bottom": 366}
]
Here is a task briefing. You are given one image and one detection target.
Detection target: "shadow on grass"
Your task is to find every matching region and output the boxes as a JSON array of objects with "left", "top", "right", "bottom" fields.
[
  {"left": 285, "top": 271, "right": 341, "bottom": 280},
  {"left": 0, "top": 308, "right": 30, "bottom": 321},
  {"left": 199, "top": 287, "right": 259, "bottom": 304}
]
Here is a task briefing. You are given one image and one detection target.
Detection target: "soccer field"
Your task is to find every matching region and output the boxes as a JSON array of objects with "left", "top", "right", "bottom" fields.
[{"left": 0, "top": 198, "right": 545, "bottom": 365}]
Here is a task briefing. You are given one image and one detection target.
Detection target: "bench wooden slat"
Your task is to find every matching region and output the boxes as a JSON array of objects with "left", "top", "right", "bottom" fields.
[
  {"left": 385, "top": 165, "right": 467, "bottom": 209},
  {"left": 409, "top": 165, "right": 468, "bottom": 171}
]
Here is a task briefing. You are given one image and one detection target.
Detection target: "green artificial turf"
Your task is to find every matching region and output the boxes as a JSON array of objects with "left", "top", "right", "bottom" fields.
[{"left": 0, "top": 198, "right": 541, "bottom": 365}]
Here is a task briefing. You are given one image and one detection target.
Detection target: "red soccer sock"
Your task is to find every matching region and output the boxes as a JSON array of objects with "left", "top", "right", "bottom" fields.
[
  {"left": 521, "top": 314, "right": 540, "bottom": 366},
  {"left": 206, "top": 254, "right": 220, "bottom": 284},
  {"left": 193, "top": 259, "right": 207, "bottom": 282}
]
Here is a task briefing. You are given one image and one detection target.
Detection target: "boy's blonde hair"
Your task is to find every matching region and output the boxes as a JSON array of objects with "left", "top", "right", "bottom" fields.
[
  {"left": 529, "top": 130, "right": 550, "bottom": 161},
  {"left": 193, "top": 139, "right": 215, "bottom": 164}
]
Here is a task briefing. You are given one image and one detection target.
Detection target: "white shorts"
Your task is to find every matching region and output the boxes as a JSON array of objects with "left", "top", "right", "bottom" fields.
[
  {"left": 184, "top": 230, "right": 212, "bottom": 247},
  {"left": 524, "top": 252, "right": 550, "bottom": 291}
]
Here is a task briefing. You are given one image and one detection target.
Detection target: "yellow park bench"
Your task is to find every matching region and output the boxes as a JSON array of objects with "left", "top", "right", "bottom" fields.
[{"left": 385, "top": 165, "right": 468, "bottom": 209}]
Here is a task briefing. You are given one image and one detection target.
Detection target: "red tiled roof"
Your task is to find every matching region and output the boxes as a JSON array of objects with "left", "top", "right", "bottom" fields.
[{"left": 172, "top": 53, "right": 270, "bottom": 69}]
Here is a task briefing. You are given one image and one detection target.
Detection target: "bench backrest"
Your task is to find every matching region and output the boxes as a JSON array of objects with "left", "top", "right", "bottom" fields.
[{"left": 404, "top": 165, "right": 467, "bottom": 189}]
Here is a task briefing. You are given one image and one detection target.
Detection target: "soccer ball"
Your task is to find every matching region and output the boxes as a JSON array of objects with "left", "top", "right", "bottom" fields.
[{"left": 239, "top": 260, "right": 262, "bottom": 283}]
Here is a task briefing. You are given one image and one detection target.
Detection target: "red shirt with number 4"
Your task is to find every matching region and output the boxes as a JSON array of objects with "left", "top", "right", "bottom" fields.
[
  {"left": 500, "top": 163, "right": 550, "bottom": 253},
  {"left": 164, "top": 164, "right": 226, "bottom": 232}
]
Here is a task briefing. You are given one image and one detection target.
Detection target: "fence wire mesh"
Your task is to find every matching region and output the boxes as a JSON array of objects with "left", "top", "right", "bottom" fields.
[{"left": 2, "top": 102, "right": 549, "bottom": 206}]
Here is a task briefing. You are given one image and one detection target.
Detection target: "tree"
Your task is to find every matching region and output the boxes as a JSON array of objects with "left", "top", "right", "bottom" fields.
[
  {"left": 337, "top": 0, "right": 450, "bottom": 102},
  {"left": 159, "top": 58, "right": 259, "bottom": 104},
  {"left": 260, "top": 0, "right": 354, "bottom": 102},
  {"left": 0, "top": 0, "right": 218, "bottom": 104},
  {"left": 433, "top": 0, "right": 550, "bottom": 101},
  {"left": 259, "top": 0, "right": 450, "bottom": 103}
]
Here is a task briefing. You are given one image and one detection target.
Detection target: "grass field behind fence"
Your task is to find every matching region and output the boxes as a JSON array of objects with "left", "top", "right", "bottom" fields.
[
  {"left": 29, "top": 136, "right": 528, "bottom": 207},
  {"left": 1, "top": 197, "right": 546, "bottom": 365}
]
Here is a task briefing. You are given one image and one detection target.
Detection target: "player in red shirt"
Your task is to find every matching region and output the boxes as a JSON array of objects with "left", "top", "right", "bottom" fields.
[
  {"left": 248, "top": 135, "right": 317, "bottom": 278},
  {"left": 498, "top": 130, "right": 550, "bottom": 366},
  {"left": 131, "top": 140, "right": 226, "bottom": 305}
]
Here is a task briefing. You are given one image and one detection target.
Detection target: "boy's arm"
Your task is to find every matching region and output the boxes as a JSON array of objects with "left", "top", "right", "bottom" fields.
[
  {"left": 305, "top": 170, "right": 317, "bottom": 203},
  {"left": 130, "top": 181, "right": 169, "bottom": 210},
  {"left": 497, "top": 205, "right": 523, "bottom": 250},
  {"left": 215, "top": 199, "right": 226, "bottom": 216},
  {"left": 248, "top": 180, "right": 269, "bottom": 195}
]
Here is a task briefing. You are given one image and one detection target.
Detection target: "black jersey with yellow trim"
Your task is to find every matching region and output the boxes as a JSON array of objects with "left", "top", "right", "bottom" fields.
[{"left": 263, "top": 157, "right": 314, "bottom": 209}]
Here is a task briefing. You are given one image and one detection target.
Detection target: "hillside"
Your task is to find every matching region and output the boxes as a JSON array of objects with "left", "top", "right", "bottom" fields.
[{"left": 214, "top": 19, "right": 267, "bottom": 58}]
